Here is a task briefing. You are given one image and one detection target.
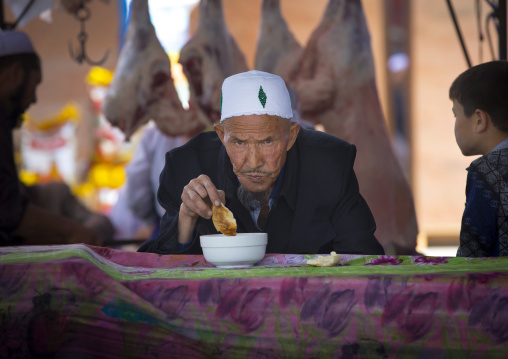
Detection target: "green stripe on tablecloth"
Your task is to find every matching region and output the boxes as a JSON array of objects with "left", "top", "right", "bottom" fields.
[{"left": 2, "top": 246, "right": 508, "bottom": 281}]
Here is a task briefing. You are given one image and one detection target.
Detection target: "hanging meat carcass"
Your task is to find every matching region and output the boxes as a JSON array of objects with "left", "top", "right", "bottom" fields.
[
  {"left": 102, "top": 0, "right": 209, "bottom": 140},
  {"left": 254, "top": 0, "right": 302, "bottom": 79},
  {"left": 178, "top": 0, "right": 248, "bottom": 123},
  {"left": 284, "top": 0, "right": 418, "bottom": 254},
  {"left": 255, "top": 0, "right": 308, "bottom": 124}
]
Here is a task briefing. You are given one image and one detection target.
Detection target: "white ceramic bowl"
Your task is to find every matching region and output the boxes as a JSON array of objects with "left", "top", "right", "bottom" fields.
[{"left": 200, "top": 233, "right": 268, "bottom": 268}]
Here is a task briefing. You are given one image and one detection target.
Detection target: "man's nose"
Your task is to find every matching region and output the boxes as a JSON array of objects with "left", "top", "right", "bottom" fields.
[{"left": 246, "top": 145, "right": 263, "bottom": 169}]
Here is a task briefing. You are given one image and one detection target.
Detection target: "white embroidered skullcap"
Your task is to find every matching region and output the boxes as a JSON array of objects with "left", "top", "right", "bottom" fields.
[
  {"left": 220, "top": 70, "right": 293, "bottom": 123},
  {"left": 0, "top": 30, "right": 35, "bottom": 57}
]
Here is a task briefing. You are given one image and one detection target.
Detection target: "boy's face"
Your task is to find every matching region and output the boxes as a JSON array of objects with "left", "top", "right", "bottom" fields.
[{"left": 453, "top": 99, "right": 479, "bottom": 156}]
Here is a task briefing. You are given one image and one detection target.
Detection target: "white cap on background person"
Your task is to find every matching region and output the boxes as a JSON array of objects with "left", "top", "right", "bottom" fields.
[{"left": 0, "top": 30, "right": 35, "bottom": 58}]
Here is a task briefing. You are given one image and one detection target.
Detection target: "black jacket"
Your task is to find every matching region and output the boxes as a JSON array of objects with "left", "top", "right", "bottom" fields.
[
  {"left": 0, "top": 110, "right": 28, "bottom": 244},
  {"left": 138, "top": 128, "right": 384, "bottom": 255}
]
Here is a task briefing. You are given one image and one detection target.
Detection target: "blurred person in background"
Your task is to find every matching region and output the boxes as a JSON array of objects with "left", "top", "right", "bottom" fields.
[
  {"left": 110, "top": 122, "right": 200, "bottom": 242},
  {"left": 0, "top": 30, "right": 112, "bottom": 246},
  {"left": 123, "top": 123, "right": 188, "bottom": 239}
]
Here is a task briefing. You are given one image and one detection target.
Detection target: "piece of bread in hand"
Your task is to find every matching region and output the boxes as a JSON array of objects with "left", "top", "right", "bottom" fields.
[
  {"left": 306, "top": 251, "right": 340, "bottom": 267},
  {"left": 212, "top": 203, "right": 237, "bottom": 236}
]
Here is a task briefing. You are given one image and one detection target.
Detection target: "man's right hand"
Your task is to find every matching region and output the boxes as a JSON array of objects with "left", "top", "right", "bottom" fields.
[
  {"left": 178, "top": 175, "right": 225, "bottom": 244},
  {"left": 180, "top": 174, "right": 225, "bottom": 220}
]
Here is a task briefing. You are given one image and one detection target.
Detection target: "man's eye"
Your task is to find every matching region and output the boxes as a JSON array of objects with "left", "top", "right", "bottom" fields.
[
  {"left": 264, "top": 139, "right": 272, "bottom": 144},
  {"left": 235, "top": 140, "right": 244, "bottom": 145}
]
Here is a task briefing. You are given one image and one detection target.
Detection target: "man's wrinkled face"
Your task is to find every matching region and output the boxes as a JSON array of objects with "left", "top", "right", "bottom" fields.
[
  {"left": 215, "top": 114, "right": 299, "bottom": 194},
  {"left": 10, "top": 67, "right": 41, "bottom": 127}
]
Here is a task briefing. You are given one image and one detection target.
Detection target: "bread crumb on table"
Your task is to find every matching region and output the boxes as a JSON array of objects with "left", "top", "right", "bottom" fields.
[{"left": 306, "top": 251, "right": 341, "bottom": 267}]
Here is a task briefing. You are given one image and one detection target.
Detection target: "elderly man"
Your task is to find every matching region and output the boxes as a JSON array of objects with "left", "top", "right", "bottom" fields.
[
  {"left": 0, "top": 30, "right": 105, "bottom": 246},
  {"left": 139, "top": 70, "right": 384, "bottom": 255}
]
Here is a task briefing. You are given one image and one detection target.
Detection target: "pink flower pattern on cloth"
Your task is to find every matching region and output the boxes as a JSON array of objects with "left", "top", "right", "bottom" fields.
[{"left": 0, "top": 244, "right": 508, "bottom": 358}]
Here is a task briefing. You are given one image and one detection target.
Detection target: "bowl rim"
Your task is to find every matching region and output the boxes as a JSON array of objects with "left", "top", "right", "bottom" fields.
[{"left": 200, "top": 233, "right": 267, "bottom": 248}]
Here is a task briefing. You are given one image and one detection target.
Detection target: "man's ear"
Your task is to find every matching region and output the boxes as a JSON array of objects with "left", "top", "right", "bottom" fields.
[
  {"left": 474, "top": 109, "right": 490, "bottom": 134},
  {"left": 286, "top": 122, "right": 300, "bottom": 151},
  {"left": 214, "top": 123, "right": 225, "bottom": 145}
]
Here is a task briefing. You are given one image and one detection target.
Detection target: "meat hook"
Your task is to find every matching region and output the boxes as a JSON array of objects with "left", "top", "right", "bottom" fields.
[{"left": 68, "top": 1, "right": 109, "bottom": 66}]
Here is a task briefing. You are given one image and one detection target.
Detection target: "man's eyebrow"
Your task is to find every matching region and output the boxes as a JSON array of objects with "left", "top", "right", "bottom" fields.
[{"left": 229, "top": 135, "right": 242, "bottom": 141}]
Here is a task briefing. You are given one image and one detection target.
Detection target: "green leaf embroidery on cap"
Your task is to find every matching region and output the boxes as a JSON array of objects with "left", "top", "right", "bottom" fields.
[
  {"left": 258, "top": 86, "right": 267, "bottom": 108},
  {"left": 220, "top": 91, "right": 223, "bottom": 115}
]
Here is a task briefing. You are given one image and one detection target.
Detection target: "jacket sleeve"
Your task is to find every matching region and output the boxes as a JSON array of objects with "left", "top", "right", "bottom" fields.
[
  {"left": 0, "top": 130, "right": 28, "bottom": 245},
  {"left": 330, "top": 144, "right": 385, "bottom": 255}
]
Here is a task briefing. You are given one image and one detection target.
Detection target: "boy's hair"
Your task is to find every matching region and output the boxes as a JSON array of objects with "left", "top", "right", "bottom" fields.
[{"left": 449, "top": 60, "right": 508, "bottom": 132}]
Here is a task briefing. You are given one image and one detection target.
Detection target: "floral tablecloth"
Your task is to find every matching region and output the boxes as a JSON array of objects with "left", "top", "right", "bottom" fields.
[{"left": 1, "top": 244, "right": 508, "bottom": 358}]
